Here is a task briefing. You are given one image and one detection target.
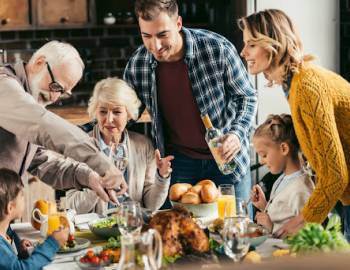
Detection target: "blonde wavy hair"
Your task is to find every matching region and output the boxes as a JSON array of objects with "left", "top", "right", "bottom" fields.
[
  {"left": 88, "top": 77, "right": 142, "bottom": 121},
  {"left": 238, "top": 9, "right": 314, "bottom": 85}
]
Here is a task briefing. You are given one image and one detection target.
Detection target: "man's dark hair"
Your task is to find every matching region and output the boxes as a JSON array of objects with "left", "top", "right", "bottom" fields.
[
  {"left": 135, "top": 0, "right": 178, "bottom": 20},
  {"left": 0, "top": 168, "right": 23, "bottom": 221}
]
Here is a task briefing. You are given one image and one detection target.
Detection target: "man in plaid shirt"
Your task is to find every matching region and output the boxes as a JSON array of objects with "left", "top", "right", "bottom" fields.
[{"left": 124, "top": 0, "right": 257, "bottom": 208}]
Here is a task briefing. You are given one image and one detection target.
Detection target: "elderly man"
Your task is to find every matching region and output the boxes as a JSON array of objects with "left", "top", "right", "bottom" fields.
[{"left": 0, "top": 40, "right": 127, "bottom": 202}]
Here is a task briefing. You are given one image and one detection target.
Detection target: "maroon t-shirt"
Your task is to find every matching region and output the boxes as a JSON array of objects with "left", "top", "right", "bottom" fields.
[{"left": 156, "top": 59, "right": 212, "bottom": 159}]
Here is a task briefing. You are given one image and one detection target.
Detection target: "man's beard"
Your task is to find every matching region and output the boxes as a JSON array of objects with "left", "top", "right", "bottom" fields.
[{"left": 29, "top": 70, "right": 53, "bottom": 107}]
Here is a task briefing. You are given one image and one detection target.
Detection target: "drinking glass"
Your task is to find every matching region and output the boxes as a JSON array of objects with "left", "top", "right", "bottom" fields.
[
  {"left": 46, "top": 200, "right": 69, "bottom": 236},
  {"left": 217, "top": 184, "right": 236, "bottom": 219},
  {"left": 236, "top": 197, "right": 249, "bottom": 218},
  {"left": 222, "top": 216, "right": 250, "bottom": 262},
  {"left": 118, "top": 201, "right": 143, "bottom": 237}
]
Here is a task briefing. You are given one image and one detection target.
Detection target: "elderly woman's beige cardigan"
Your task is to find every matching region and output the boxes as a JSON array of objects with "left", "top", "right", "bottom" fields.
[{"left": 66, "top": 127, "right": 170, "bottom": 215}]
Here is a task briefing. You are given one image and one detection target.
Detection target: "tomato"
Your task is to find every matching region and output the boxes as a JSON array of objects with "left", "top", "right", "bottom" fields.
[
  {"left": 68, "top": 234, "right": 75, "bottom": 242},
  {"left": 100, "top": 249, "right": 112, "bottom": 257},
  {"left": 100, "top": 255, "right": 110, "bottom": 262},
  {"left": 90, "top": 256, "right": 100, "bottom": 265},
  {"left": 86, "top": 250, "right": 95, "bottom": 259},
  {"left": 79, "top": 257, "right": 87, "bottom": 263}
]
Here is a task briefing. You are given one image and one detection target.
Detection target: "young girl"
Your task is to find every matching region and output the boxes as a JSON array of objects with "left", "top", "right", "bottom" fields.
[
  {"left": 251, "top": 114, "right": 314, "bottom": 235},
  {"left": 0, "top": 168, "right": 69, "bottom": 270}
]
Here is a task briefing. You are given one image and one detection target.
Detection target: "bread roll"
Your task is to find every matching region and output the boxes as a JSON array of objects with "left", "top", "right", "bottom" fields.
[
  {"left": 201, "top": 184, "right": 219, "bottom": 203},
  {"left": 189, "top": 185, "right": 202, "bottom": 194},
  {"left": 181, "top": 192, "right": 201, "bottom": 204},
  {"left": 197, "top": 179, "right": 216, "bottom": 188},
  {"left": 169, "top": 183, "right": 192, "bottom": 201}
]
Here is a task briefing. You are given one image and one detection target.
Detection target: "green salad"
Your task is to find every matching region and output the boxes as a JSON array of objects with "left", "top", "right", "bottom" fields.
[
  {"left": 93, "top": 216, "right": 122, "bottom": 229},
  {"left": 285, "top": 214, "right": 349, "bottom": 254}
]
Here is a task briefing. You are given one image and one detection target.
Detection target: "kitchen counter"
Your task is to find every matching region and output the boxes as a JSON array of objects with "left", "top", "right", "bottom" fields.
[{"left": 48, "top": 106, "right": 151, "bottom": 125}]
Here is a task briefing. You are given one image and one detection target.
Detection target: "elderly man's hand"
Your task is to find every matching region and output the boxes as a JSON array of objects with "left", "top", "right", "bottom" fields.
[
  {"left": 88, "top": 168, "right": 128, "bottom": 202},
  {"left": 219, "top": 133, "right": 241, "bottom": 163}
]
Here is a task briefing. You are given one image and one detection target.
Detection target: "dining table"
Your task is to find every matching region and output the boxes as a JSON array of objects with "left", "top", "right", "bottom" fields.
[{"left": 11, "top": 219, "right": 288, "bottom": 270}]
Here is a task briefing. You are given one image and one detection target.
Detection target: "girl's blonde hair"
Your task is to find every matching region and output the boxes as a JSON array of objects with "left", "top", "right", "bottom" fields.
[
  {"left": 88, "top": 77, "right": 142, "bottom": 121},
  {"left": 254, "top": 114, "right": 300, "bottom": 160},
  {"left": 238, "top": 9, "right": 314, "bottom": 85}
]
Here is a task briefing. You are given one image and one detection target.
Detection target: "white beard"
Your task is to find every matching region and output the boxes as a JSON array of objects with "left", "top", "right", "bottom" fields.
[{"left": 29, "top": 70, "right": 53, "bottom": 107}]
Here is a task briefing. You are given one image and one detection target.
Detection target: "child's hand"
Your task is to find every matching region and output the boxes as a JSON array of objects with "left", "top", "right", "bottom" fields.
[
  {"left": 155, "top": 149, "right": 174, "bottom": 178},
  {"left": 255, "top": 211, "right": 273, "bottom": 232},
  {"left": 20, "top": 239, "right": 33, "bottom": 251},
  {"left": 251, "top": 185, "right": 267, "bottom": 211},
  {"left": 18, "top": 239, "right": 33, "bottom": 258},
  {"left": 51, "top": 226, "right": 69, "bottom": 247}
]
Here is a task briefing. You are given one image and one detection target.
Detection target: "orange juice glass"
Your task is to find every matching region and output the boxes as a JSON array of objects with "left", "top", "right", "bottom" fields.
[
  {"left": 46, "top": 200, "right": 69, "bottom": 235},
  {"left": 218, "top": 184, "right": 236, "bottom": 219}
]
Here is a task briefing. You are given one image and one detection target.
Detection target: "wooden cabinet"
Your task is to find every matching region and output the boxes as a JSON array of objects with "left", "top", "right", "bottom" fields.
[
  {"left": 0, "top": 0, "right": 30, "bottom": 29},
  {"left": 35, "top": 0, "right": 89, "bottom": 26}
]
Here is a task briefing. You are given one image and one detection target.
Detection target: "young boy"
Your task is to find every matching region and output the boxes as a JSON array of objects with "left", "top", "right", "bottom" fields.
[{"left": 0, "top": 168, "right": 69, "bottom": 270}]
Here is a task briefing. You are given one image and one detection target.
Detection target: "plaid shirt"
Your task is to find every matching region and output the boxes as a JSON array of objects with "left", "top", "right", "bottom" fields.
[{"left": 123, "top": 27, "right": 257, "bottom": 181}]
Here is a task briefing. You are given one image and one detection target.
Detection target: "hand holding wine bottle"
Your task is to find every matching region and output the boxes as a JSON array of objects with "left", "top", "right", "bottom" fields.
[{"left": 201, "top": 114, "right": 239, "bottom": 175}]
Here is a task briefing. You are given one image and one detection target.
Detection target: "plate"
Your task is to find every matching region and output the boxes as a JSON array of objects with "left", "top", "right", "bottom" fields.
[
  {"left": 58, "top": 237, "right": 91, "bottom": 253},
  {"left": 246, "top": 223, "right": 270, "bottom": 247},
  {"left": 88, "top": 217, "right": 120, "bottom": 239}
]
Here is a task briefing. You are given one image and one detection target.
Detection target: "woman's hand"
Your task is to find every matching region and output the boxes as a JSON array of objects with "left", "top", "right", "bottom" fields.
[
  {"left": 255, "top": 211, "right": 273, "bottom": 232},
  {"left": 251, "top": 184, "right": 267, "bottom": 211},
  {"left": 273, "top": 213, "right": 305, "bottom": 238},
  {"left": 155, "top": 149, "right": 174, "bottom": 178}
]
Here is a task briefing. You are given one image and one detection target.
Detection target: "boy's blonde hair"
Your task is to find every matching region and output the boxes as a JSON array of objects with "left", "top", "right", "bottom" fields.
[
  {"left": 238, "top": 9, "right": 314, "bottom": 85},
  {"left": 88, "top": 77, "right": 142, "bottom": 121}
]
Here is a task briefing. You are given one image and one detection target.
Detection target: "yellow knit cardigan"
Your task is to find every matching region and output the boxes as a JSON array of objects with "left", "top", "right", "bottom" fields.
[{"left": 289, "top": 63, "right": 350, "bottom": 223}]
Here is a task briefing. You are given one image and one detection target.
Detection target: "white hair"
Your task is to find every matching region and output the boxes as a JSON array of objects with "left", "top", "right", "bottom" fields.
[
  {"left": 88, "top": 77, "right": 142, "bottom": 121},
  {"left": 29, "top": 40, "right": 84, "bottom": 69}
]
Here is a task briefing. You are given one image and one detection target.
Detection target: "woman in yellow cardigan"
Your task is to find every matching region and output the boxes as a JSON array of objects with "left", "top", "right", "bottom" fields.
[{"left": 238, "top": 9, "right": 350, "bottom": 239}]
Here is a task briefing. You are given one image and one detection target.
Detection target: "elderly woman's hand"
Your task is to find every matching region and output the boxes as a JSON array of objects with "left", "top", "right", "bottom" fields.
[{"left": 155, "top": 149, "right": 174, "bottom": 178}]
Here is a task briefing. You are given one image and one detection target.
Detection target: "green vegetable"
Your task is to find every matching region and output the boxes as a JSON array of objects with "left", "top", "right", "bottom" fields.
[
  {"left": 104, "top": 236, "right": 121, "bottom": 249},
  {"left": 285, "top": 214, "right": 349, "bottom": 254},
  {"left": 162, "top": 254, "right": 181, "bottom": 267},
  {"left": 93, "top": 216, "right": 122, "bottom": 229}
]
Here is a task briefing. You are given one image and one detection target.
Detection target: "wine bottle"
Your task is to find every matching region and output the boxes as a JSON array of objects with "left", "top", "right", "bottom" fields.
[{"left": 201, "top": 114, "right": 236, "bottom": 175}]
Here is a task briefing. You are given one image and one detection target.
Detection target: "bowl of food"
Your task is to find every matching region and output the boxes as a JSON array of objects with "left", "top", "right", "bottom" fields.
[
  {"left": 76, "top": 246, "right": 120, "bottom": 270},
  {"left": 245, "top": 223, "right": 269, "bottom": 247},
  {"left": 169, "top": 180, "right": 219, "bottom": 217},
  {"left": 88, "top": 216, "right": 121, "bottom": 239}
]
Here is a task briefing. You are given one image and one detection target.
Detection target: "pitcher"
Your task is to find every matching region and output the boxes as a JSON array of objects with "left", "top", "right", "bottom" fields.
[{"left": 117, "top": 229, "right": 163, "bottom": 270}]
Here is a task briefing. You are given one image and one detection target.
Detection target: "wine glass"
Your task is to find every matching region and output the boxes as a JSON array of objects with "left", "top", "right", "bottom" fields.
[
  {"left": 222, "top": 216, "right": 250, "bottom": 262},
  {"left": 118, "top": 201, "right": 143, "bottom": 237}
]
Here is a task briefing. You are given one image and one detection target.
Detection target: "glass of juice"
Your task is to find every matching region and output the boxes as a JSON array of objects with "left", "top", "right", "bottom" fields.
[
  {"left": 217, "top": 184, "right": 236, "bottom": 219},
  {"left": 47, "top": 200, "right": 69, "bottom": 236}
]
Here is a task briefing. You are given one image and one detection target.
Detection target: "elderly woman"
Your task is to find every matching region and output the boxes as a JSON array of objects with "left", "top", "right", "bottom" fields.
[
  {"left": 66, "top": 77, "right": 173, "bottom": 214},
  {"left": 239, "top": 9, "right": 350, "bottom": 239}
]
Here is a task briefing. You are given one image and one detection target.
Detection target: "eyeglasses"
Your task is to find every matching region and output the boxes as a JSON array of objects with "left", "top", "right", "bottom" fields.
[{"left": 46, "top": 62, "right": 72, "bottom": 99}]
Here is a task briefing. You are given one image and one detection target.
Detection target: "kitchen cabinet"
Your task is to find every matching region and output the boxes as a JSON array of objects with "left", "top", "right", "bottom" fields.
[
  {"left": 35, "top": 0, "right": 89, "bottom": 26},
  {"left": 0, "top": 0, "right": 30, "bottom": 29}
]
